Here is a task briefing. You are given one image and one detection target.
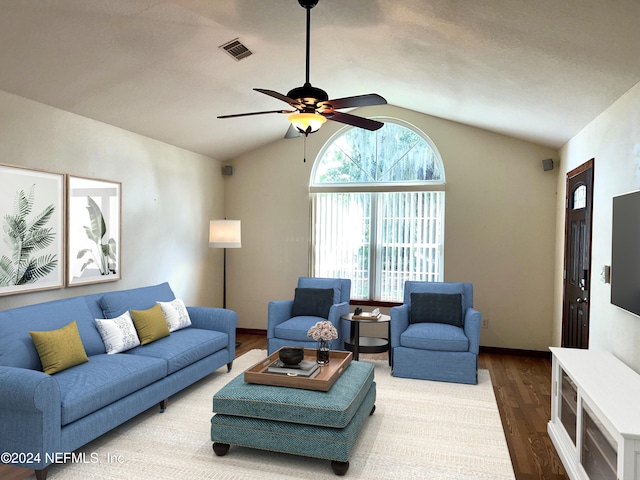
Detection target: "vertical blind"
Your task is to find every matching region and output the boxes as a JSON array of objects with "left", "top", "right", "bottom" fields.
[{"left": 312, "top": 191, "right": 444, "bottom": 302}]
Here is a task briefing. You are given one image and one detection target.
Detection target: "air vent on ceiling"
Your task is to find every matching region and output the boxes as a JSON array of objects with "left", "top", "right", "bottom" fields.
[{"left": 219, "top": 38, "right": 253, "bottom": 61}]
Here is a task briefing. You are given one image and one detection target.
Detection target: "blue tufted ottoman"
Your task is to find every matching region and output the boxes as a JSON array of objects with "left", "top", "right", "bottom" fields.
[{"left": 211, "top": 360, "right": 375, "bottom": 475}]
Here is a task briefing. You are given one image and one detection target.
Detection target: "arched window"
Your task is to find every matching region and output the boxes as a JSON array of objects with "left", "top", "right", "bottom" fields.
[{"left": 310, "top": 119, "right": 446, "bottom": 302}]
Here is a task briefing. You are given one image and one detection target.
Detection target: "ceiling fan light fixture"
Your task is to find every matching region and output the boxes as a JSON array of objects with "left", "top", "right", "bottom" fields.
[
  {"left": 217, "top": 0, "right": 387, "bottom": 136},
  {"left": 288, "top": 112, "right": 326, "bottom": 135}
]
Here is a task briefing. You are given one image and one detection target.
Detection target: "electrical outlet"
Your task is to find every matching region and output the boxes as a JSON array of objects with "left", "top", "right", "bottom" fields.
[{"left": 482, "top": 318, "right": 489, "bottom": 328}]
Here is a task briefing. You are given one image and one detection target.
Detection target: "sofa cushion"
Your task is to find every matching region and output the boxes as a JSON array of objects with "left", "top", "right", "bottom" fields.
[
  {"left": 29, "top": 321, "right": 89, "bottom": 375},
  {"left": 95, "top": 312, "right": 141, "bottom": 354},
  {"left": 99, "top": 282, "right": 176, "bottom": 318},
  {"left": 291, "top": 288, "right": 334, "bottom": 319},
  {"left": 410, "top": 292, "right": 463, "bottom": 327},
  {"left": 0, "top": 297, "right": 106, "bottom": 370},
  {"left": 130, "top": 304, "right": 170, "bottom": 345},
  {"left": 125, "top": 328, "right": 228, "bottom": 375},
  {"left": 400, "top": 322, "right": 469, "bottom": 352},
  {"left": 158, "top": 298, "right": 192, "bottom": 332},
  {"left": 275, "top": 316, "right": 327, "bottom": 342},
  {"left": 55, "top": 353, "right": 167, "bottom": 426}
]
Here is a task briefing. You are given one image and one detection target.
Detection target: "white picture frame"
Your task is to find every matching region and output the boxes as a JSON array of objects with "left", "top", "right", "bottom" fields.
[
  {"left": 0, "top": 163, "right": 65, "bottom": 295},
  {"left": 67, "top": 175, "right": 121, "bottom": 286}
]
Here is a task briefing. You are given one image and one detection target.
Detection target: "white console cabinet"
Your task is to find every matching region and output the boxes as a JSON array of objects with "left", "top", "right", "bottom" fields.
[{"left": 548, "top": 347, "right": 640, "bottom": 480}]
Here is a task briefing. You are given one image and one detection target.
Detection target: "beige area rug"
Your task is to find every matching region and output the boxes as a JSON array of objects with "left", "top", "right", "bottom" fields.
[{"left": 36, "top": 350, "right": 515, "bottom": 479}]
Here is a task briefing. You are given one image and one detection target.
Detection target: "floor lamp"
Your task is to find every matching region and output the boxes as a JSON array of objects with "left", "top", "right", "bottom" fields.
[{"left": 209, "top": 220, "right": 242, "bottom": 309}]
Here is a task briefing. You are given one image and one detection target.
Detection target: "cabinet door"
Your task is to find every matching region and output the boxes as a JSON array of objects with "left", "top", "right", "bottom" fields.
[
  {"left": 581, "top": 402, "right": 617, "bottom": 480},
  {"left": 560, "top": 369, "right": 578, "bottom": 445}
]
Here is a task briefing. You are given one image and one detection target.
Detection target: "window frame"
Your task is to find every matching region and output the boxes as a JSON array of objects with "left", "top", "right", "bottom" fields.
[{"left": 309, "top": 118, "right": 447, "bottom": 303}]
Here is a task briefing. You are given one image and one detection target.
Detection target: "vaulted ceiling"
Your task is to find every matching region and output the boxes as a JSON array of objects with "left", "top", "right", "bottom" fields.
[{"left": 1, "top": 0, "right": 639, "bottom": 161}]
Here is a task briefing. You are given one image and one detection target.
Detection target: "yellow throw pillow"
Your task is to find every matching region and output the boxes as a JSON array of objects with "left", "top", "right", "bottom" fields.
[
  {"left": 29, "top": 320, "right": 89, "bottom": 375},
  {"left": 130, "top": 304, "right": 170, "bottom": 345}
]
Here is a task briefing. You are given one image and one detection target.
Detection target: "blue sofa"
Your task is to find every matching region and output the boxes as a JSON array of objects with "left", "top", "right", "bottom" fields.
[{"left": 0, "top": 282, "right": 237, "bottom": 479}]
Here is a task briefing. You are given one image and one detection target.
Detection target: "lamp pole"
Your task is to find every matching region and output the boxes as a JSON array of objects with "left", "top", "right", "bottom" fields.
[{"left": 222, "top": 247, "right": 228, "bottom": 309}]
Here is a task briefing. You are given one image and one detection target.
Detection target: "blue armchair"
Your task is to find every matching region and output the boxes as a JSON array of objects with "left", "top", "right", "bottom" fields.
[
  {"left": 390, "top": 282, "right": 481, "bottom": 384},
  {"left": 268, "top": 277, "right": 351, "bottom": 354}
]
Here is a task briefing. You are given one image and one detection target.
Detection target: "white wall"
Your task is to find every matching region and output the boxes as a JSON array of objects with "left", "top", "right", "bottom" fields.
[
  {"left": 0, "top": 90, "right": 225, "bottom": 311},
  {"left": 553, "top": 81, "right": 640, "bottom": 372},
  {"left": 226, "top": 104, "right": 559, "bottom": 351}
]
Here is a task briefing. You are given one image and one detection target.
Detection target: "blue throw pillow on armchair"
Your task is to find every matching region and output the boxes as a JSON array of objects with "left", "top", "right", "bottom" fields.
[
  {"left": 291, "top": 288, "right": 334, "bottom": 319},
  {"left": 409, "top": 292, "right": 463, "bottom": 327}
]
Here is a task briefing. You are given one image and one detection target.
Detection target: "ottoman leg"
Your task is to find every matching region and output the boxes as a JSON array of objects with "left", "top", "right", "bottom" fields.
[
  {"left": 212, "top": 442, "right": 230, "bottom": 456},
  {"left": 331, "top": 460, "right": 349, "bottom": 476}
]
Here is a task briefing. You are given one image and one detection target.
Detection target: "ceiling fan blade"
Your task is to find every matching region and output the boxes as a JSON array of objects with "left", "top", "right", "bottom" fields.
[
  {"left": 284, "top": 123, "right": 301, "bottom": 139},
  {"left": 217, "top": 109, "right": 294, "bottom": 119},
  {"left": 254, "top": 88, "right": 303, "bottom": 108},
  {"left": 322, "top": 93, "right": 387, "bottom": 110},
  {"left": 325, "top": 112, "right": 384, "bottom": 131}
]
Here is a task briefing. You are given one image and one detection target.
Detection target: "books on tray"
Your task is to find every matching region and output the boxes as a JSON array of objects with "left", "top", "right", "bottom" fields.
[
  {"left": 353, "top": 307, "right": 381, "bottom": 320},
  {"left": 267, "top": 359, "right": 320, "bottom": 377}
]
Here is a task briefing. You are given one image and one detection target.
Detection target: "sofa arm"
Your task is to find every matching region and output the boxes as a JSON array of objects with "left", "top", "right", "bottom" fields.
[
  {"left": 267, "top": 300, "right": 294, "bottom": 337},
  {"left": 187, "top": 306, "right": 238, "bottom": 357},
  {"left": 0, "top": 366, "right": 61, "bottom": 470},
  {"left": 464, "top": 308, "right": 482, "bottom": 354},
  {"left": 390, "top": 304, "right": 410, "bottom": 348}
]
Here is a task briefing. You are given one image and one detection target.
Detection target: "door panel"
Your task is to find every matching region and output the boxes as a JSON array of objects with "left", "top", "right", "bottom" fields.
[{"left": 562, "top": 160, "right": 593, "bottom": 349}]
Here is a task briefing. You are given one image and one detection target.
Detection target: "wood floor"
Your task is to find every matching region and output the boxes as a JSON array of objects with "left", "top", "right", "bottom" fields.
[
  {"left": 1, "top": 333, "right": 568, "bottom": 480},
  {"left": 479, "top": 350, "right": 568, "bottom": 479}
]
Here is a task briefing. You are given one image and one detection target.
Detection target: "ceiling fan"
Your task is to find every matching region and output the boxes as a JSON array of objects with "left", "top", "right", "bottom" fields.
[{"left": 217, "top": 0, "right": 387, "bottom": 138}]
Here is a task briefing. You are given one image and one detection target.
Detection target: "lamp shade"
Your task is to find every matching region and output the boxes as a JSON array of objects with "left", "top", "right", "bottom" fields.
[
  {"left": 288, "top": 112, "right": 327, "bottom": 134},
  {"left": 209, "top": 220, "right": 241, "bottom": 248}
]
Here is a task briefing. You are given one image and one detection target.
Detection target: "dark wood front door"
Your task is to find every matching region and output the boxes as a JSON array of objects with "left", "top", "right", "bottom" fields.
[{"left": 562, "top": 159, "right": 594, "bottom": 349}]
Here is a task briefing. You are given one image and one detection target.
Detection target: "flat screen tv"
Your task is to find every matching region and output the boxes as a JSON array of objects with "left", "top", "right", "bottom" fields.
[{"left": 611, "top": 190, "right": 640, "bottom": 316}]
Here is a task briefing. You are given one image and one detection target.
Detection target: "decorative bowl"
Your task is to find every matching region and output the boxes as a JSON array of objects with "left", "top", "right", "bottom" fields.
[{"left": 279, "top": 347, "right": 304, "bottom": 366}]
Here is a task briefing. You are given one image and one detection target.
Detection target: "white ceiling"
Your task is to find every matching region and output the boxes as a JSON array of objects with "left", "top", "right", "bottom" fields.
[{"left": 1, "top": 0, "right": 639, "bottom": 161}]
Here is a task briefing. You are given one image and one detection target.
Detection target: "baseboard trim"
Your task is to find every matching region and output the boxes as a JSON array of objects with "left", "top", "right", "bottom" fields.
[
  {"left": 237, "top": 328, "right": 267, "bottom": 336},
  {"left": 479, "top": 345, "right": 551, "bottom": 358},
  {"left": 238, "top": 328, "right": 551, "bottom": 358}
]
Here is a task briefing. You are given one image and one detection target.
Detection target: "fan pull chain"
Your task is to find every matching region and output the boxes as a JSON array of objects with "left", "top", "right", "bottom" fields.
[{"left": 304, "top": 135, "right": 307, "bottom": 162}]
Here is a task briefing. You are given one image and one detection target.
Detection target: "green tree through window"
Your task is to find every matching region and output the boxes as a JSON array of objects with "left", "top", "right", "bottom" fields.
[{"left": 311, "top": 119, "right": 446, "bottom": 302}]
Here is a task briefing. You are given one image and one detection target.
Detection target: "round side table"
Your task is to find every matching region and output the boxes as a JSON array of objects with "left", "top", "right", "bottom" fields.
[{"left": 341, "top": 313, "right": 391, "bottom": 365}]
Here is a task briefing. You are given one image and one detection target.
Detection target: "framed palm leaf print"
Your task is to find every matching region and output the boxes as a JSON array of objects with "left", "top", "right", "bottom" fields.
[
  {"left": 0, "top": 163, "right": 65, "bottom": 296},
  {"left": 67, "top": 175, "right": 121, "bottom": 286}
]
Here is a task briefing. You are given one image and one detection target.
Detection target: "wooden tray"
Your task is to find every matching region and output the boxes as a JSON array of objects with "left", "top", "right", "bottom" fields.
[{"left": 244, "top": 348, "right": 352, "bottom": 391}]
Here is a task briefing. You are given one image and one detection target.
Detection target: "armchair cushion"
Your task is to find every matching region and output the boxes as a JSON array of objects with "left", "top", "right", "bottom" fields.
[
  {"left": 275, "top": 316, "right": 324, "bottom": 342},
  {"left": 400, "top": 323, "right": 469, "bottom": 352},
  {"left": 409, "top": 292, "right": 463, "bottom": 327},
  {"left": 291, "top": 288, "right": 334, "bottom": 319}
]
